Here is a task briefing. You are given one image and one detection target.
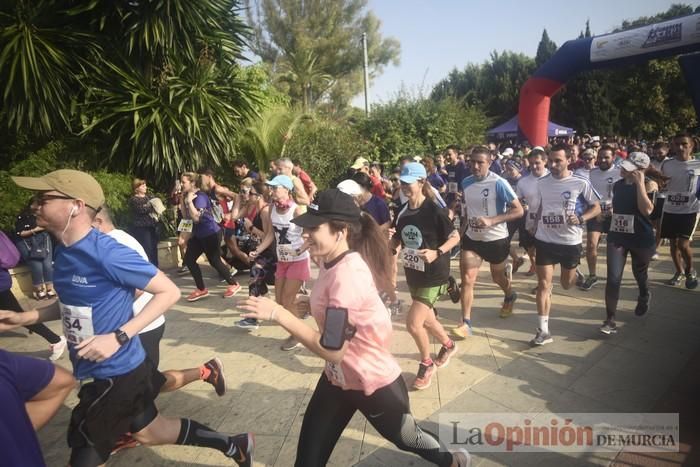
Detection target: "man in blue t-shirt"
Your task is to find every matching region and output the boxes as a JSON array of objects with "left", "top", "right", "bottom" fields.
[
  {"left": 0, "top": 349, "right": 75, "bottom": 467},
  {"left": 1, "top": 170, "right": 254, "bottom": 467}
]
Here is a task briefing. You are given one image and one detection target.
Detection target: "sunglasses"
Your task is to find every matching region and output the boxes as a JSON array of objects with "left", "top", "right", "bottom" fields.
[{"left": 33, "top": 193, "right": 75, "bottom": 205}]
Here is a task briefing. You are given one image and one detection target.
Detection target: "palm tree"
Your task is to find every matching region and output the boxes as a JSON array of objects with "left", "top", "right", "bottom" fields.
[{"left": 276, "top": 50, "right": 333, "bottom": 111}]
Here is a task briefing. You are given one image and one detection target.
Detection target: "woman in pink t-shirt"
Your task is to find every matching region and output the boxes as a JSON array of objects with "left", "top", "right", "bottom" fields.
[{"left": 239, "top": 189, "right": 470, "bottom": 467}]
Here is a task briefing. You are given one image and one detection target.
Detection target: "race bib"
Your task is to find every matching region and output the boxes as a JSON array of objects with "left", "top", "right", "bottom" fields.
[
  {"left": 542, "top": 212, "right": 565, "bottom": 228},
  {"left": 448, "top": 182, "right": 459, "bottom": 194},
  {"left": 325, "top": 361, "right": 346, "bottom": 386},
  {"left": 611, "top": 213, "right": 635, "bottom": 234},
  {"left": 667, "top": 192, "right": 691, "bottom": 206},
  {"left": 467, "top": 217, "right": 483, "bottom": 232},
  {"left": 276, "top": 244, "right": 297, "bottom": 262},
  {"left": 60, "top": 303, "right": 94, "bottom": 345},
  {"left": 601, "top": 200, "right": 613, "bottom": 213},
  {"left": 177, "top": 219, "right": 193, "bottom": 233},
  {"left": 401, "top": 248, "right": 425, "bottom": 271}
]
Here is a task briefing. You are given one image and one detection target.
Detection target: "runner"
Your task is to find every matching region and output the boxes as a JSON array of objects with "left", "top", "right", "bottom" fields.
[
  {"left": 92, "top": 206, "right": 226, "bottom": 396},
  {"left": 248, "top": 175, "right": 311, "bottom": 349},
  {"left": 391, "top": 163, "right": 461, "bottom": 390},
  {"left": 649, "top": 141, "right": 670, "bottom": 259},
  {"left": 239, "top": 189, "right": 470, "bottom": 467},
  {"left": 530, "top": 144, "right": 601, "bottom": 346},
  {"left": 452, "top": 147, "right": 524, "bottom": 340},
  {"left": 2, "top": 169, "right": 254, "bottom": 467},
  {"left": 601, "top": 153, "right": 658, "bottom": 334},
  {"left": 580, "top": 145, "right": 622, "bottom": 290},
  {"left": 515, "top": 148, "right": 550, "bottom": 277},
  {"left": 573, "top": 148, "right": 597, "bottom": 180},
  {"left": 660, "top": 132, "right": 700, "bottom": 289},
  {"left": 236, "top": 182, "right": 277, "bottom": 330},
  {"left": 180, "top": 172, "right": 241, "bottom": 301},
  {"left": 276, "top": 158, "right": 311, "bottom": 206},
  {"left": 503, "top": 158, "right": 528, "bottom": 275}
]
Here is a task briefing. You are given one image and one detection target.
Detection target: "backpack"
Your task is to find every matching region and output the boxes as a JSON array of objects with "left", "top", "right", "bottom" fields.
[{"left": 0, "top": 231, "right": 21, "bottom": 269}]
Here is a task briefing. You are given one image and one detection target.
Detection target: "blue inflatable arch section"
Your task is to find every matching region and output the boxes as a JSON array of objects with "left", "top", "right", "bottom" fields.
[{"left": 519, "top": 13, "right": 700, "bottom": 145}]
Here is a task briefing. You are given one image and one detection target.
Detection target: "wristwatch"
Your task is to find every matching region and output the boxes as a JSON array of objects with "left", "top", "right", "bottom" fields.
[
  {"left": 114, "top": 329, "right": 130, "bottom": 346},
  {"left": 436, "top": 248, "right": 444, "bottom": 257}
]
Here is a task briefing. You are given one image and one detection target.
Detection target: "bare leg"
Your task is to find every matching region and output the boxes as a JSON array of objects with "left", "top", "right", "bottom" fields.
[
  {"left": 160, "top": 368, "right": 201, "bottom": 393},
  {"left": 586, "top": 230, "right": 601, "bottom": 277}
]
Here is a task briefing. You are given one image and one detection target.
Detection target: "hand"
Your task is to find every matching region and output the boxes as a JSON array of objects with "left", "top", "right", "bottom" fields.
[
  {"left": 0, "top": 310, "right": 30, "bottom": 332},
  {"left": 475, "top": 216, "right": 493, "bottom": 227},
  {"left": 238, "top": 296, "right": 280, "bottom": 321},
  {"left": 567, "top": 215, "right": 582, "bottom": 225},
  {"left": 186, "top": 191, "right": 195, "bottom": 203},
  {"left": 249, "top": 250, "right": 259, "bottom": 259},
  {"left": 75, "top": 334, "right": 121, "bottom": 362},
  {"left": 630, "top": 169, "right": 645, "bottom": 186},
  {"left": 418, "top": 249, "right": 439, "bottom": 264}
]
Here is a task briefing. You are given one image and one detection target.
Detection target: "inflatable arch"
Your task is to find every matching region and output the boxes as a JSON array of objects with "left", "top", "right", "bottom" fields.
[{"left": 519, "top": 13, "right": 700, "bottom": 146}]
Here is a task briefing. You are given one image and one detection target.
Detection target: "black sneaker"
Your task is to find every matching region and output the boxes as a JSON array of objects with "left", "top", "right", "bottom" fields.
[
  {"left": 686, "top": 270, "right": 698, "bottom": 290},
  {"left": 236, "top": 318, "right": 259, "bottom": 330},
  {"left": 667, "top": 272, "right": 683, "bottom": 286},
  {"left": 203, "top": 357, "right": 226, "bottom": 396},
  {"left": 634, "top": 293, "right": 651, "bottom": 316},
  {"left": 579, "top": 275, "right": 598, "bottom": 291},
  {"left": 226, "top": 432, "right": 254, "bottom": 467},
  {"left": 447, "top": 276, "right": 461, "bottom": 303}
]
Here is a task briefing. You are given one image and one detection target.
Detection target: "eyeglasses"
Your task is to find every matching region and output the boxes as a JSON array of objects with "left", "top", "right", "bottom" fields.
[{"left": 32, "top": 193, "right": 75, "bottom": 205}]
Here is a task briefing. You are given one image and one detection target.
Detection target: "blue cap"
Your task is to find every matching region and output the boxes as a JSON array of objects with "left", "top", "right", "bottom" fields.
[
  {"left": 399, "top": 162, "right": 427, "bottom": 184},
  {"left": 266, "top": 175, "right": 294, "bottom": 191}
]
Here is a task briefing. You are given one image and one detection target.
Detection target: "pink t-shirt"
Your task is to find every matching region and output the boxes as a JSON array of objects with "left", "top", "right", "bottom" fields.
[{"left": 310, "top": 252, "right": 402, "bottom": 396}]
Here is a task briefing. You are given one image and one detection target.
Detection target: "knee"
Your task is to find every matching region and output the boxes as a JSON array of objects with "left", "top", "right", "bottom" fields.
[
  {"left": 406, "top": 318, "right": 423, "bottom": 336},
  {"left": 390, "top": 414, "right": 441, "bottom": 452}
]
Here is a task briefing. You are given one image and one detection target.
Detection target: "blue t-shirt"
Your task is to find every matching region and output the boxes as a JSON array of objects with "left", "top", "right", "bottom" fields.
[
  {"left": 0, "top": 350, "right": 54, "bottom": 467},
  {"left": 193, "top": 191, "right": 221, "bottom": 239},
  {"left": 362, "top": 195, "right": 391, "bottom": 226},
  {"left": 54, "top": 229, "right": 157, "bottom": 379}
]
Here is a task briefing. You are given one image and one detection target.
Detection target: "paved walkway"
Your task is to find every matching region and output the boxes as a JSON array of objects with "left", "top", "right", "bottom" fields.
[{"left": 4, "top": 243, "right": 698, "bottom": 466}]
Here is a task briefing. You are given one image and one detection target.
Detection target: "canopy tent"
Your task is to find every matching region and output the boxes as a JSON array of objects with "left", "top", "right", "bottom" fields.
[{"left": 487, "top": 115, "right": 574, "bottom": 140}]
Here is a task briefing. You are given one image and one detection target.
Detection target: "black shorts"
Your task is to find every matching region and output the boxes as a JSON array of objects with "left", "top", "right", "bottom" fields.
[
  {"left": 506, "top": 216, "right": 524, "bottom": 242},
  {"left": 461, "top": 235, "right": 510, "bottom": 264},
  {"left": 660, "top": 212, "right": 699, "bottom": 240},
  {"left": 586, "top": 216, "right": 611, "bottom": 233},
  {"left": 519, "top": 227, "right": 536, "bottom": 249},
  {"left": 68, "top": 359, "right": 166, "bottom": 465},
  {"left": 650, "top": 197, "right": 665, "bottom": 221},
  {"left": 535, "top": 239, "right": 582, "bottom": 269}
]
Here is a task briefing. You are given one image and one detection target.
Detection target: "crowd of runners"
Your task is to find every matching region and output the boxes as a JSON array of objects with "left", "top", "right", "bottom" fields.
[{"left": 1, "top": 132, "right": 699, "bottom": 466}]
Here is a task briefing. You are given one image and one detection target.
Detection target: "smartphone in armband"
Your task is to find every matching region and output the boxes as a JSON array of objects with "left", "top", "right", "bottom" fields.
[{"left": 320, "top": 307, "right": 356, "bottom": 350}]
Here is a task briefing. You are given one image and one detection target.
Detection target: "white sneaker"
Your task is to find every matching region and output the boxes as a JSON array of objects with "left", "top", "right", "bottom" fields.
[
  {"left": 452, "top": 448, "right": 472, "bottom": 467},
  {"left": 49, "top": 336, "right": 67, "bottom": 361}
]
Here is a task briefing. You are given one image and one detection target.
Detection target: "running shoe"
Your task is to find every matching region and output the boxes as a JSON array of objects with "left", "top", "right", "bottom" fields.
[
  {"left": 236, "top": 318, "right": 260, "bottom": 330},
  {"left": 177, "top": 265, "right": 189, "bottom": 275},
  {"left": 32, "top": 290, "right": 47, "bottom": 300},
  {"left": 49, "top": 336, "right": 67, "bottom": 361},
  {"left": 512, "top": 256, "right": 525, "bottom": 274},
  {"left": 434, "top": 342, "right": 457, "bottom": 368},
  {"left": 634, "top": 293, "right": 651, "bottom": 316},
  {"left": 281, "top": 336, "right": 302, "bottom": 351},
  {"left": 447, "top": 276, "right": 461, "bottom": 303},
  {"left": 504, "top": 263, "right": 513, "bottom": 282},
  {"left": 650, "top": 252, "right": 659, "bottom": 261},
  {"left": 575, "top": 269, "right": 585, "bottom": 288},
  {"left": 226, "top": 432, "right": 255, "bottom": 467},
  {"left": 451, "top": 324, "right": 473, "bottom": 340},
  {"left": 600, "top": 320, "right": 618, "bottom": 335},
  {"left": 186, "top": 288, "right": 210, "bottom": 302},
  {"left": 388, "top": 300, "right": 402, "bottom": 316},
  {"left": 579, "top": 275, "right": 598, "bottom": 291},
  {"left": 525, "top": 264, "right": 536, "bottom": 276},
  {"left": 203, "top": 357, "right": 226, "bottom": 396},
  {"left": 499, "top": 292, "right": 518, "bottom": 319},
  {"left": 686, "top": 270, "right": 698, "bottom": 290},
  {"left": 451, "top": 448, "right": 472, "bottom": 467},
  {"left": 110, "top": 433, "right": 140, "bottom": 456},
  {"left": 667, "top": 272, "right": 683, "bottom": 286},
  {"left": 529, "top": 328, "right": 553, "bottom": 346},
  {"left": 46, "top": 289, "right": 57, "bottom": 299},
  {"left": 412, "top": 362, "right": 435, "bottom": 390},
  {"left": 223, "top": 283, "right": 241, "bottom": 298}
]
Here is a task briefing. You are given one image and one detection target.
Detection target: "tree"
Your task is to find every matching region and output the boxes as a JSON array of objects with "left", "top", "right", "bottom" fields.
[
  {"left": 535, "top": 29, "right": 557, "bottom": 68},
  {"left": 243, "top": 0, "right": 400, "bottom": 109}
]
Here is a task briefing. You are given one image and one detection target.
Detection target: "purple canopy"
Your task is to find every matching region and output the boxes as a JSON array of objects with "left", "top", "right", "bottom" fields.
[{"left": 487, "top": 115, "right": 575, "bottom": 139}]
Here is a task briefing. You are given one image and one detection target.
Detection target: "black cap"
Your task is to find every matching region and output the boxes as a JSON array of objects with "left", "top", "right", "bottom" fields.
[{"left": 291, "top": 189, "right": 361, "bottom": 228}]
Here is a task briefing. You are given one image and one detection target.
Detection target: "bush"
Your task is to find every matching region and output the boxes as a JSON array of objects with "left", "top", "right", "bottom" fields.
[{"left": 284, "top": 120, "right": 374, "bottom": 190}]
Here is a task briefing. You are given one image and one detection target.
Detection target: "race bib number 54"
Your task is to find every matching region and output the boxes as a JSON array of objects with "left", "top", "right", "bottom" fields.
[
  {"left": 402, "top": 248, "right": 425, "bottom": 271},
  {"left": 60, "top": 303, "right": 95, "bottom": 344}
]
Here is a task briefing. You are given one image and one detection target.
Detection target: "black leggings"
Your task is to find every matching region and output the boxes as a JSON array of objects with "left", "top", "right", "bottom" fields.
[
  {"left": 605, "top": 242, "right": 654, "bottom": 320},
  {"left": 184, "top": 232, "right": 237, "bottom": 290},
  {"left": 296, "top": 373, "right": 454, "bottom": 467},
  {"left": 0, "top": 288, "right": 61, "bottom": 344},
  {"left": 139, "top": 323, "right": 165, "bottom": 368}
]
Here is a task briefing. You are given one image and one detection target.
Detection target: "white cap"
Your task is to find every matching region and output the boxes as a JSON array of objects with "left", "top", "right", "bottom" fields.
[
  {"left": 336, "top": 179, "right": 362, "bottom": 197},
  {"left": 501, "top": 148, "right": 514, "bottom": 157}
]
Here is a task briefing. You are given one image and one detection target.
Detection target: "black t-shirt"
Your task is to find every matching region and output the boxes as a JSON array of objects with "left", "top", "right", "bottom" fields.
[
  {"left": 393, "top": 199, "right": 455, "bottom": 288},
  {"left": 607, "top": 179, "right": 655, "bottom": 249}
]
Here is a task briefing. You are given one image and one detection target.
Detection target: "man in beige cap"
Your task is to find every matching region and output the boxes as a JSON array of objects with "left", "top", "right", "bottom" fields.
[{"left": 0, "top": 169, "right": 254, "bottom": 466}]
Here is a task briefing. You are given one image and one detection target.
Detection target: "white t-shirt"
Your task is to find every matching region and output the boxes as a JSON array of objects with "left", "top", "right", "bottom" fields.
[
  {"left": 588, "top": 167, "right": 621, "bottom": 214},
  {"left": 661, "top": 158, "right": 700, "bottom": 214},
  {"left": 107, "top": 229, "right": 165, "bottom": 333},
  {"left": 574, "top": 167, "right": 591, "bottom": 180},
  {"left": 460, "top": 172, "right": 517, "bottom": 242},
  {"left": 516, "top": 171, "right": 549, "bottom": 230},
  {"left": 534, "top": 174, "right": 600, "bottom": 245}
]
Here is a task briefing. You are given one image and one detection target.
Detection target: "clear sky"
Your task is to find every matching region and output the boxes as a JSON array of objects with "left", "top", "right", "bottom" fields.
[{"left": 351, "top": 0, "right": 688, "bottom": 107}]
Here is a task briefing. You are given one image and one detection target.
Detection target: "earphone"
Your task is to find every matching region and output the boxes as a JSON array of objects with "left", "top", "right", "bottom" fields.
[{"left": 70, "top": 205, "right": 77, "bottom": 216}]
